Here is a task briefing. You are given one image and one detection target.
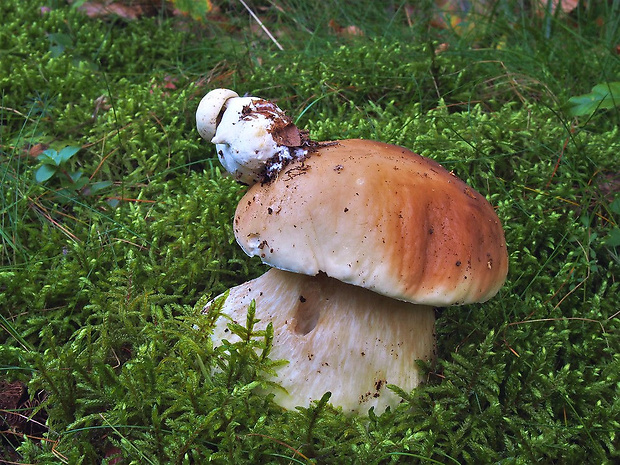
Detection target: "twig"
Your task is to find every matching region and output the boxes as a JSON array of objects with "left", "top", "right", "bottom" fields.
[
  {"left": 238, "top": 0, "right": 284, "bottom": 51},
  {"left": 0, "top": 105, "right": 36, "bottom": 122},
  {"left": 112, "top": 237, "right": 149, "bottom": 251}
]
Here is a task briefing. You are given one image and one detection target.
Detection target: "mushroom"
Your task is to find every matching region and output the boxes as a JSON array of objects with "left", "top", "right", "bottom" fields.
[
  {"left": 195, "top": 88, "right": 310, "bottom": 185},
  {"left": 197, "top": 89, "right": 508, "bottom": 414}
]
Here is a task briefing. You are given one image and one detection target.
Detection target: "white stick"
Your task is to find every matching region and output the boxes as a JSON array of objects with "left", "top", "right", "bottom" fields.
[{"left": 238, "top": 0, "right": 284, "bottom": 51}]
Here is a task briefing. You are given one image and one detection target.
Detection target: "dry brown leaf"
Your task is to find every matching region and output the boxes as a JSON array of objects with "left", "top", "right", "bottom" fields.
[
  {"left": 149, "top": 76, "right": 178, "bottom": 97},
  {"left": 24, "top": 142, "right": 50, "bottom": 158},
  {"left": 328, "top": 19, "right": 364, "bottom": 37},
  {"left": 92, "top": 95, "right": 111, "bottom": 120},
  {"left": 536, "top": 0, "right": 580, "bottom": 15},
  {"left": 434, "top": 42, "right": 450, "bottom": 55},
  {"left": 68, "top": 0, "right": 170, "bottom": 20},
  {"left": 74, "top": 1, "right": 140, "bottom": 19}
]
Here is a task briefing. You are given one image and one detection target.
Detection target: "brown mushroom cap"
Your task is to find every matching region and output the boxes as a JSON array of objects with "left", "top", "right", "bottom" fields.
[{"left": 234, "top": 139, "right": 508, "bottom": 307}]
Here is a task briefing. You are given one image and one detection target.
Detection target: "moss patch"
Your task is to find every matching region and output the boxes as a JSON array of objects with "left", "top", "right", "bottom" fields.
[{"left": 1, "top": 0, "right": 619, "bottom": 463}]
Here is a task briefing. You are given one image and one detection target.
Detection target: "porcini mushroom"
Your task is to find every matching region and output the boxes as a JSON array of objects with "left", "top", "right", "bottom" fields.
[{"left": 197, "top": 89, "right": 508, "bottom": 414}]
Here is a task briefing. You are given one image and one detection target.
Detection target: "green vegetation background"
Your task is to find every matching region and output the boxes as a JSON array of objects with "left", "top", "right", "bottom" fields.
[{"left": 1, "top": 0, "right": 618, "bottom": 463}]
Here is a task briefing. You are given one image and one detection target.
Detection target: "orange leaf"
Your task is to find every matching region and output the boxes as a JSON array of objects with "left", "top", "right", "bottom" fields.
[
  {"left": 536, "top": 0, "right": 579, "bottom": 15},
  {"left": 328, "top": 19, "right": 364, "bottom": 37}
]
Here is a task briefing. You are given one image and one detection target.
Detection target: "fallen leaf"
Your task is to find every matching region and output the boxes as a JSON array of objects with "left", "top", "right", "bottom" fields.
[
  {"left": 536, "top": 0, "right": 579, "bottom": 15},
  {"left": 328, "top": 19, "right": 364, "bottom": 37},
  {"left": 75, "top": 1, "right": 140, "bottom": 19},
  {"left": 150, "top": 76, "right": 179, "bottom": 97},
  {"left": 93, "top": 95, "right": 111, "bottom": 120},
  {"left": 270, "top": 122, "right": 303, "bottom": 147},
  {"left": 24, "top": 142, "right": 50, "bottom": 158},
  {"left": 69, "top": 0, "right": 172, "bottom": 20},
  {"left": 434, "top": 42, "right": 450, "bottom": 55}
]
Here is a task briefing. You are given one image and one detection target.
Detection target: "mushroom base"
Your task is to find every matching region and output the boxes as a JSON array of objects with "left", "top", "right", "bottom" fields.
[{"left": 206, "top": 268, "right": 436, "bottom": 414}]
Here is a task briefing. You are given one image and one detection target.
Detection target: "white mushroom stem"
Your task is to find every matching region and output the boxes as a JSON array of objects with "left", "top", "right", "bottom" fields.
[{"left": 206, "top": 268, "right": 436, "bottom": 414}]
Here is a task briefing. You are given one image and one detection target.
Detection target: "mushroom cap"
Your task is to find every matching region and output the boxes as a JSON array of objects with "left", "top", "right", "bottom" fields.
[
  {"left": 233, "top": 139, "right": 508, "bottom": 307},
  {"left": 208, "top": 268, "right": 435, "bottom": 414},
  {"left": 196, "top": 88, "right": 239, "bottom": 141}
]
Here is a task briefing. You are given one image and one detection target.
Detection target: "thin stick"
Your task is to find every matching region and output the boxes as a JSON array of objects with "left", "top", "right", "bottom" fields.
[{"left": 238, "top": 0, "right": 284, "bottom": 51}]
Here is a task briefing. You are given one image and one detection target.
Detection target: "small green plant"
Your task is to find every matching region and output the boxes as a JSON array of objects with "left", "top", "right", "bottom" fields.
[
  {"left": 35, "top": 145, "right": 81, "bottom": 184},
  {"left": 568, "top": 82, "right": 620, "bottom": 116},
  {"left": 35, "top": 146, "right": 112, "bottom": 201}
]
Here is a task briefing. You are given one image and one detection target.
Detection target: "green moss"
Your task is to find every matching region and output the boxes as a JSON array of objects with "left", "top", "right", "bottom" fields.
[{"left": 1, "top": 0, "right": 619, "bottom": 463}]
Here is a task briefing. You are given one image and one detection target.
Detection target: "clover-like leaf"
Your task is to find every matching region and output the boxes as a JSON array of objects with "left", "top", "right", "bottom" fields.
[
  {"left": 35, "top": 164, "right": 58, "bottom": 183},
  {"left": 72, "top": 175, "right": 90, "bottom": 191},
  {"left": 604, "top": 228, "right": 620, "bottom": 247},
  {"left": 68, "top": 171, "right": 83, "bottom": 184},
  {"left": 38, "top": 149, "right": 60, "bottom": 166},
  {"left": 568, "top": 82, "right": 620, "bottom": 116},
  {"left": 87, "top": 181, "right": 113, "bottom": 195},
  {"left": 57, "top": 146, "right": 81, "bottom": 163}
]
